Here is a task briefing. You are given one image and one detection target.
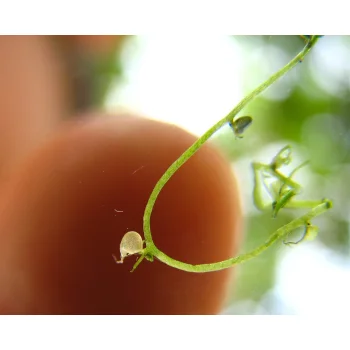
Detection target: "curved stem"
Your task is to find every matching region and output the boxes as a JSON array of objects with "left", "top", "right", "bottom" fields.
[
  {"left": 138, "top": 36, "right": 324, "bottom": 276},
  {"left": 146, "top": 200, "right": 331, "bottom": 273},
  {"left": 143, "top": 36, "right": 319, "bottom": 246}
]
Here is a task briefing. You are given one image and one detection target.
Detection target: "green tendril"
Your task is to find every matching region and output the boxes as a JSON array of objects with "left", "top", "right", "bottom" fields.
[{"left": 115, "top": 36, "right": 331, "bottom": 273}]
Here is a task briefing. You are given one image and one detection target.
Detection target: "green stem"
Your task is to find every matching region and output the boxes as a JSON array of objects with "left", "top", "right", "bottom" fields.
[
  {"left": 285, "top": 200, "right": 325, "bottom": 209},
  {"left": 141, "top": 36, "right": 321, "bottom": 272},
  {"left": 142, "top": 200, "right": 331, "bottom": 273},
  {"left": 130, "top": 253, "right": 145, "bottom": 272},
  {"left": 253, "top": 163, "right": 302, "bottom": 191}
]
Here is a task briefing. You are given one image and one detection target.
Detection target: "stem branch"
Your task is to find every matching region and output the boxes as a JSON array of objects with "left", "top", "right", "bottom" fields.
[{"left": 144, "top": 200, "right": 331, "bottom": 273}]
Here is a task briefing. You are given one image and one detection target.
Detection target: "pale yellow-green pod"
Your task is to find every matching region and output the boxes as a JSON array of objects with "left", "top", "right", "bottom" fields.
[
  {"left": 305, "top": 223, "right": 319, "bottom": 241},
  {"left": 117, "top": 231, "right": 144, "bottom": 263}
]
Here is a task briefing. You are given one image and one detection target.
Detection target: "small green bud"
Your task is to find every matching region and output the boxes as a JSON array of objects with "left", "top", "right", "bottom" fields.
[{"left": 229, "top": 116, "right": 253, "bottom": 138}]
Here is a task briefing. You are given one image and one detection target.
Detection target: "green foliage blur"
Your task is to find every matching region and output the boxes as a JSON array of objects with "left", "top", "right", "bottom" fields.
[{"left": 214, "top": 35, "right": 350, "bottom": 313}]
